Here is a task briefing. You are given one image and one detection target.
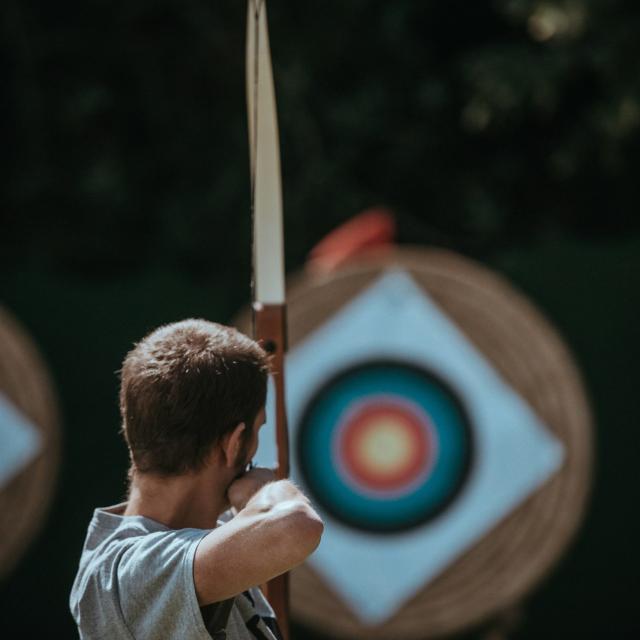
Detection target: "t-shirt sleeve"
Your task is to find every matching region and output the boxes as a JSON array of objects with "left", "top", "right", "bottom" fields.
[{"left": 116, "top": 528, "right": 210, "bottom": 639}]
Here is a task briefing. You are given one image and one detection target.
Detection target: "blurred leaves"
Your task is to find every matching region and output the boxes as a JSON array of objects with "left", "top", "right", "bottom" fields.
[{"left": 2, "top": 0, "right": 640, "bottom": 275}]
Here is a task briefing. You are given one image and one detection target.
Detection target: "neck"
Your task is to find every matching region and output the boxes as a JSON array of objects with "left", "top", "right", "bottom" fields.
[{"left": 124, "top": 464, "right": 230, "bottom": 529}]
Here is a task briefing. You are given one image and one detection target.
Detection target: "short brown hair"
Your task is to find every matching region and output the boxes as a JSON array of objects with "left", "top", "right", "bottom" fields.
[{"left": 119, "top": 319, "right": 269, "bottom": 475}]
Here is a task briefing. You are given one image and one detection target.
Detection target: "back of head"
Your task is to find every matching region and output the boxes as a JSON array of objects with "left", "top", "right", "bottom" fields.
[{"left": 120, "top": 319, "right": 269, "bottom": 475}]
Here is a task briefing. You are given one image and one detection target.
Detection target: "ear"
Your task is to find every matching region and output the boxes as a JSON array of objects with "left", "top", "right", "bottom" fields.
[{"left": 221, "top": 422, "right": 246, "bottom": 468}]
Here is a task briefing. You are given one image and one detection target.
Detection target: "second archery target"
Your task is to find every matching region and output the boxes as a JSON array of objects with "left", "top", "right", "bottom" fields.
[
  {"left": 298, "top": 361, "right": 472, "bottom": 533},
  {"left": 0, "top": 308, "right": 60, "bottom": 581}
]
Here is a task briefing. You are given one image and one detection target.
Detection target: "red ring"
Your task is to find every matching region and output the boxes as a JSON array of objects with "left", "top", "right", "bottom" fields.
[{"left": 338, "top": 401, "right": 433, "bottom": 492}]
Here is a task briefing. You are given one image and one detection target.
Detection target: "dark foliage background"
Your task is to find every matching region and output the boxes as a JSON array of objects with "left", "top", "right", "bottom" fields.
[{"left": 1, "top": 0, "right": 639, "bottom": 637}]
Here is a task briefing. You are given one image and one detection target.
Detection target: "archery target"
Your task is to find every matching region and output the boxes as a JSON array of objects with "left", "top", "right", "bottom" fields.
[
  {"left": 298, "top": 361, "right": 472, "bottom": 533},
  {"left": 243, "top": 248, "right": 593, "bottom": 639},
  {"left": 0, "top": 308, "right": 60, "bottom": 580}
]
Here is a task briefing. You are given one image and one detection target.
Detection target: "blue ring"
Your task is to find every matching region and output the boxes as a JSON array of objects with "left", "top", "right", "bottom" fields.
[{"left": 297, "top": 360, "right": 473, "bottom": 533}]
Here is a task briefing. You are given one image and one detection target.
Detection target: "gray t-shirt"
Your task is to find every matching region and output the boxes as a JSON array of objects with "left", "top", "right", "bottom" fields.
[{"left": 70, "top": 504, "right": 280, "bottom": 640}]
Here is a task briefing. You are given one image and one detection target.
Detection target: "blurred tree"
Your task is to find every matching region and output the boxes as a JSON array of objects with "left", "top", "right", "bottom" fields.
[{"left": 2, "top": 0, "right": 640, "bottom": 276}]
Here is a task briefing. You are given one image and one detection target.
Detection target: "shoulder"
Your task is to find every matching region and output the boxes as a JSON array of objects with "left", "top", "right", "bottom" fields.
[
  {"left": 72, "top": 515, "right": 205, "bottom": 604},
  {"left": 117, "top": 526, "right": 207, "bottom": 588},
  {"left": 71, "top": 514, "right": 211, "bottom": 639},
  {"left": 78, "top": 511, "right": 205, "bottom": 579}
]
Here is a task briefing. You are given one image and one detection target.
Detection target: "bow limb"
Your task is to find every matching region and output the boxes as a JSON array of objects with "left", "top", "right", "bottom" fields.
[{"left": 246, "top": 2, "right": 290, "bottom": 637}]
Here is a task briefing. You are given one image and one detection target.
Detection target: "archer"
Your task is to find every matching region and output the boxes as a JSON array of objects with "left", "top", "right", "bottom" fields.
[{"left": 69, "top": 318, "right": 323, "bottom": 639}]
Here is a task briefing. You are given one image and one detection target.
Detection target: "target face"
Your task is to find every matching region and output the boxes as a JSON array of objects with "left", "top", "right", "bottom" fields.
[
  {"left": 298, "top": 361, "right": 472, "bottom": 533},
  {"left": 255, "top": 268, "right": 567, "bottom": 625}
]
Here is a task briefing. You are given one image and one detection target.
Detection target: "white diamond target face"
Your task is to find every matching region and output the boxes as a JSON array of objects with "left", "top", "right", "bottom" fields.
[
  {"left": 298, "top": 361, "right": 473, "bottom": 533},
  {"left": 255, "top": 270, "right": 564, "bottom": 623}
]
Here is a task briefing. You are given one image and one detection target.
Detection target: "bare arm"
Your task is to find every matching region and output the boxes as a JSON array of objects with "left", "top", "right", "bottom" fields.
[{"left": 193, "top": 470, "right": 323, "bottom": 606}]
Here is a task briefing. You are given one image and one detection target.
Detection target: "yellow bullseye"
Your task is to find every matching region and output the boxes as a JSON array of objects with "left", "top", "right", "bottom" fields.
[
  {"left": 339, "top": 400, "right": 432, "bottom": 493},
  {"left": 353, "top": 416, "right": 414, "bottom": 477}
]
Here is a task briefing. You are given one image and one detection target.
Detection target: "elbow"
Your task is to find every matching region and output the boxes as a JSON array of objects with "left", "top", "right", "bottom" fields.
[
  {"left": 280, "top": 503, "right": 324, "bottom": 565},
  {"left": 298, "top": 506, "right": 324, "bottom": 553}
]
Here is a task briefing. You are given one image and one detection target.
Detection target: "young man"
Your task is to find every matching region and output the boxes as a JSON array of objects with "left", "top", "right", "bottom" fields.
[{"left": 70, "top": 319, "right": 323, "bottom": 639}]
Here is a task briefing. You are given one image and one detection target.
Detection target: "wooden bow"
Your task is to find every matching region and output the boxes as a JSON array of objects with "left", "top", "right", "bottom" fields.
[{"left": 246, "top": 1, "right": 290, "bottom": 638}]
